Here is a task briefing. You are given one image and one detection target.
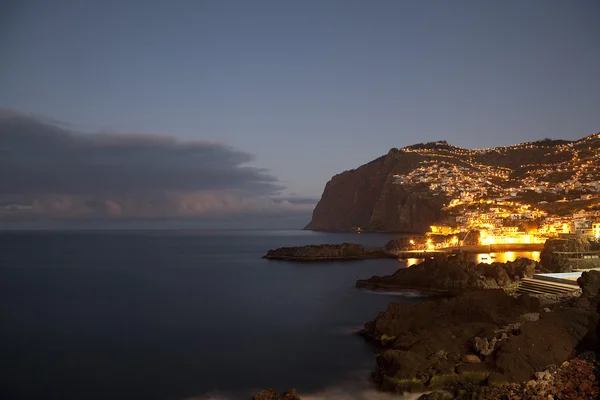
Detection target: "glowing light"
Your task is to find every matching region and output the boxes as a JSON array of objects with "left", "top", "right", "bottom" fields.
[{"left": 406, "top": 258, "right": 423, "bottom": 267}]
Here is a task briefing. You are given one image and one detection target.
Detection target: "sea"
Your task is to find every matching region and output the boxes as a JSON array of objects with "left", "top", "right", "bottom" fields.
[
  {"left": 0, "top": 230, "right": 422, "bottom": 400},
  {"left": 0, "top": 230, "right": 540, "bottom": 400}
]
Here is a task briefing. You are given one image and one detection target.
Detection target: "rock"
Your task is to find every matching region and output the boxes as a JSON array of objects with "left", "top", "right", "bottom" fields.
[
  {"left": 253, "top": 389, "right": 301, "bottom": 400},
  {"left": 520, "top": 312, "right": 540, "bottom": 322},
  {"left": 429, "top": 350, "right": 448, "bottom": 361},
  {"left": 418, "top": 391, "right": 453, "bottom": 399},
  {"left": 479, "top": 258, "right": 540, "bottom": 286},
  {"left": 263, "top": 243, "right": 389, "bottom": 261},
  {"left": 462, "top": 354, "right": 481, "bottom": 363},
  {"left": 358, "top": 254, "right": 543, "bottom": 294},
  {"left": 543, "top": 307, "right": 551, "bottom": 313},
  {"left": 480, "top": 357, "right": 599, "bottom": 400},
  {"left": 362, "top": 289, "right": 541, "bottom": 391},
  {"left": 535, "top": 370, "right": 552, "bottom": 381},
  {"left": 577, "top": 270, "right": 600, "bottom": 298},
  {"left": 540, "top": 238, "right": 591, "bottom": 272},
  {"left": 474, "top": 337, "right": 497, "bottom": 356},
  {"left": 362, "top": 269, "right": 600, "bottom": 396}
]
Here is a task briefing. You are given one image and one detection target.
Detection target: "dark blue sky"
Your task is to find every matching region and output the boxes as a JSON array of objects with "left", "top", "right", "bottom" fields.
[{"left": 1, "top": 0, "right": 600, "bottom": 201}]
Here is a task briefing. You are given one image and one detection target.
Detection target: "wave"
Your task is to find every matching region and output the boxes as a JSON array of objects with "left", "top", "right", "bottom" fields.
[
  {"left": 301, "top": 387, "right": 434, "bottom": 400},
  {"left": 182, "top": 374, "right": 448, "bottom": 400},
  {"left": 185, "top": 388, "right": 438, "bottom": 400}
]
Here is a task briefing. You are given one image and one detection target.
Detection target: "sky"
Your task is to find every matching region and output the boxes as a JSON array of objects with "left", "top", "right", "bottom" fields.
[{"left": 1, "top": 0, "right": 599, "bottom": 227}]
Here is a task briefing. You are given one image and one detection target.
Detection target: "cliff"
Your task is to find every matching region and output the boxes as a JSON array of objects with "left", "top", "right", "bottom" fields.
[
  {"left": 304, "top": 133, "right": 600, "bottom": 233},
  {"left": 304, "top": 149, "right": 446, "bottom": 232}
]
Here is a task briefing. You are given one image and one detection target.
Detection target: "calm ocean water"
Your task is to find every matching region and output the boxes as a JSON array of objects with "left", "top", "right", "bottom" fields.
[{"left": 0, "top": 230, "right": 422, "bottom": 400}]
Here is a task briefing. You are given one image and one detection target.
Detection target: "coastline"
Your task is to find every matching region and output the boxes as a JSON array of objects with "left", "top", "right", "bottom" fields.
[{"left": 258, "top": 237, "right": 600, "bottom": 399}]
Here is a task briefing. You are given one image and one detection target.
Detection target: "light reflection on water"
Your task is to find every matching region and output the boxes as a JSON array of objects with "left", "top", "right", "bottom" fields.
[{"left": 405, "top": 251, "right": 540, "bottom": 267}]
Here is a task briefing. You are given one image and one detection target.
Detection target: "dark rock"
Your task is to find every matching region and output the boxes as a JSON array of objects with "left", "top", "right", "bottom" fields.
[
  {"left": 263, "top": 243, "right": 390, "bottom": 261},
  {"left": 493, "top": 271, "right": 600, "bottom": 382},
  {"left": 253, "top": 389, "right": 301, "bottom": 400},
  {"left": 363, "top": 289, "right": 540, "bottom": 391},
  {"left": 363, "top": 270, "right": 600, "bottom": 394},
  {"left": 357, "top": 254, "right": 537, "bottom": 294},
  {"left": 474, "top": 337, "right": 496, "bottom": 356},
  {"left": 418, "top": 391, "right": 453, "bottom": 400},
  {"left": 540, "top": 238, "right": 591, "bottom": 272}
]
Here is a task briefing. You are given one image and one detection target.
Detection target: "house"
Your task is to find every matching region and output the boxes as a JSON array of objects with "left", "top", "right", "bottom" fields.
[{"left": 593, "top": 222, "right": 600, "bottom": 239}]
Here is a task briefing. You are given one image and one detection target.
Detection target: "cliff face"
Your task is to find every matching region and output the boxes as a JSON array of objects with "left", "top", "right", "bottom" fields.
[{"left": 305, "top": 149, "right": 445, "bottom": 233}]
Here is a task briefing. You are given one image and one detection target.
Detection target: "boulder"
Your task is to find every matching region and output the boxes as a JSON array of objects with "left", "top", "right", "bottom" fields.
[{"left": 462, "top": 354, "right": 481, "bottom": 363}]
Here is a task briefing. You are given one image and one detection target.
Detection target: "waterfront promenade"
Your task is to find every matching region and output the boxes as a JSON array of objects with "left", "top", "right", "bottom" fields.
[{"left": 393, "top": 243, "right": 545, "bottom": 259}]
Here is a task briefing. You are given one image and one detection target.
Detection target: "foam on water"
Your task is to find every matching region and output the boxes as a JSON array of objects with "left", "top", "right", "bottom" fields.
[{"left": 186, "top": 387, "right": 439, "bottom": 400}]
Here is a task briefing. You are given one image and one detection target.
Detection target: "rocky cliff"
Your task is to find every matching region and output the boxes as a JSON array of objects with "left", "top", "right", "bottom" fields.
[
  {"left": 304, "top": 149, "right": 446, "bottom": 232},
  {"left": 305, "top": 133, "right": 600, "bottom": 233}
]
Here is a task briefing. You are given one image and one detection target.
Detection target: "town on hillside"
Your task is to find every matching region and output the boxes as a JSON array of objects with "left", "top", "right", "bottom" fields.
[{"left": 391, "top": 133, "right": 600, "bottom": 249}]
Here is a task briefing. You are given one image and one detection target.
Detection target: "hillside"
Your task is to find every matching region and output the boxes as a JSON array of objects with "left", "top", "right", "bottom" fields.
[{"left": 305, "top": 133, "right": 600, "bottom": 232}]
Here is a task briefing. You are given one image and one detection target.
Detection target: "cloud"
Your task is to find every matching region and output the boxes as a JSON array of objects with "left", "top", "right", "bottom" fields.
[{"left": 0, "top": 110, "right": 316, "bottom": 222}]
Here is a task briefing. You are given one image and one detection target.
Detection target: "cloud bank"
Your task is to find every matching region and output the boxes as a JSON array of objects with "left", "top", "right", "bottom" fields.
[{"left": 0, "top": 110, "right": 316, "bottom": 223}]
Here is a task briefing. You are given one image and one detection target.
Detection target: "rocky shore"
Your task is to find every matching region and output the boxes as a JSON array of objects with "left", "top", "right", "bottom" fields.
[
  {"left": 255, "top": 238, "right": 600, "bottom": 399},
  {"left": 358, "top": 270, "right": 600, "bottom": 398},
  {"left": 263, "top": 243, "right": 393, "bottom": 261},
  {"left": 356, "top": 253, "right": 538, "bottom": 294},
  {"left": 254, "top": 271, "right": 599, "bottom": 399}
]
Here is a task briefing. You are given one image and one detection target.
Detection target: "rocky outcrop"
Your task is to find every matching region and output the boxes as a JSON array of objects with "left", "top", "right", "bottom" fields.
[
  {"left": 253, "top": 389, "right": 301, "bottom": 400},
  {"left": 361, "top": 290, "right": 541, "bottom": 392},
  {"left": 361, "top": 270, "right": 600, "bottom": 395},
  {"left": 263, "top": 243, "right": 391, "bottom": 261},
  {"left": 430, "top": 357, "right": 599, "bottom": 400},
  {"left": 478, "top": 258, "right": 538, "bottom": 287},
  {"left": 356, "top": 254, "right": 538, "bottom": 294},
  {"left": 304, "top": 150, "right": 446, "bottom": 232},
  {"left": 540, "top": 238, "right": 591, "bottom": 272}
]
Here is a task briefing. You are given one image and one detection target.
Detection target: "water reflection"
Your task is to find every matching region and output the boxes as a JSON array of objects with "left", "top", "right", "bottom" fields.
[{"left": 404, "top": 251, "right": 540, "bottom": 267}]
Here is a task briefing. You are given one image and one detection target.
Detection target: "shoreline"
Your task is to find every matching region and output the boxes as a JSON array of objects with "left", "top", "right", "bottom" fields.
[
  {"left": 258, "top": 237, "right": 599, "bottom": 399},
  {"left": 355, "top": 281, "right": 459, "bottom": 296},
  {"left": 263, "top": 243, "right": 544, "bottom": 262}
]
